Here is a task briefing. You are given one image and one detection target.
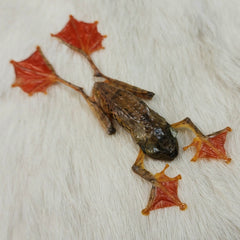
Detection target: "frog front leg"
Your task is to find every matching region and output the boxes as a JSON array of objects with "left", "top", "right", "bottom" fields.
[
  {"left": 171, "top": 117, "right": 231, "bottom": 163},
  {"left": 132, "top": 149, "right": 187, "bottom": 215}
]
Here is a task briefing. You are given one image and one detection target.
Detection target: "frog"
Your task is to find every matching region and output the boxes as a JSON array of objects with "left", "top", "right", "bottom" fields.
[{"left": 10, "top": 16, "right": 232, "bottom": 215}]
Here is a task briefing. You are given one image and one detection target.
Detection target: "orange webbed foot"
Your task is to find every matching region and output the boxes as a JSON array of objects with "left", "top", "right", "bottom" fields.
[
  {"left": 184, "top": 127, "right": 232, "bottom": 164},
  {"left": 142, "top": 164, "right": 187, "bottom": 216}
]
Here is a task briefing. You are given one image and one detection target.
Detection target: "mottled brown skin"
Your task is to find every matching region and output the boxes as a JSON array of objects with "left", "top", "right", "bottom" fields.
[{"left": 93, "top": 81, "right": 178, "bottom": 160}]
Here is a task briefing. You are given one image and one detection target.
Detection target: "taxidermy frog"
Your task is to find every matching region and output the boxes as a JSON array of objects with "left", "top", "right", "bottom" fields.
[{"left": 10, "top": 15, "right": 231, "bottom": 215}]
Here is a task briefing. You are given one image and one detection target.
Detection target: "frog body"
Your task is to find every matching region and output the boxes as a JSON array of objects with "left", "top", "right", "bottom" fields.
[{"left": 92, "top": 81, "right": 178, "bottom": 160}]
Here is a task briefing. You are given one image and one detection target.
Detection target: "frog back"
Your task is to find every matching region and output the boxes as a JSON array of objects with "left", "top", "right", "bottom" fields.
[{"left": 92, "top": 82, "right": 168, "bottom": 137}]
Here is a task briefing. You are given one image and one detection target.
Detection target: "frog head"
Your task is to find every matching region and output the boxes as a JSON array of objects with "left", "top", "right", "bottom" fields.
[{"left": 139, "top": 126, "right": 179, "bottom": 160}]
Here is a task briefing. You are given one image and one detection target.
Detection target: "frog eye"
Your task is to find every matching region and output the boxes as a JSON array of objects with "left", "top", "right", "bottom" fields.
[
  {"left": 154, "top": 128, "right": 164, "bottom": 136},
  {"left": 170, "top": 127, "right": 178, "bottom": 138}
]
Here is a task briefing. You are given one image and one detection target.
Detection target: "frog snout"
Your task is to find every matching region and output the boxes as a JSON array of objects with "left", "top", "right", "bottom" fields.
[
  {"left": 141, "top": 139, "right": 179, "bottom": 160},
  {"left": 167, "top": 143, "right": 178, "bottom": 160},
  {"left": 164, "top": 136, "right": 179, "bottom": 160}
]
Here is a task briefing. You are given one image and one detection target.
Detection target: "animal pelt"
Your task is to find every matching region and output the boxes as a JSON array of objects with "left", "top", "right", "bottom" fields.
[{"left": 0, "top": 0, "right": 240, "bottom": 239}]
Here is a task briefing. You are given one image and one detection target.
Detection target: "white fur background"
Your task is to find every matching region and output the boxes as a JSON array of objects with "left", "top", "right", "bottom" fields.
[{"left": 1, "top": 0, "right": 240, "bottom": 239}]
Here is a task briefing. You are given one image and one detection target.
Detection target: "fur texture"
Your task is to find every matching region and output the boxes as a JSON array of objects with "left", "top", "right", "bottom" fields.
[{"left": 1, "top": 0, "right": 240, "bottom": 239}]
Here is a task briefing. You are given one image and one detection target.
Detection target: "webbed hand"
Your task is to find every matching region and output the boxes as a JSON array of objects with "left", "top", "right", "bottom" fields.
[
  {"left": 172, "top": 118, "right": 231, "bottom": 163},
  {"left": 132, "top": 150, "right": 187, "bottom": 215},
  {"left": 142, "top": 164, "right": 187, "bottom": 215}
]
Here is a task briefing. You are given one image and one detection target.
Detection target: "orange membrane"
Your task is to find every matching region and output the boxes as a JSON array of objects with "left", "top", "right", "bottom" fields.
[
  {"left": 142, "top": 164, "right": 187, "bottom": 216},
  {"left": 51, "top": 15, "right": 106, "bottom": 55},
  {"left": 184, "top": 127, "right": 232, "bottom": 164},
  {"left": 10, "top": 47, "right": 58, "bottom": 95}
]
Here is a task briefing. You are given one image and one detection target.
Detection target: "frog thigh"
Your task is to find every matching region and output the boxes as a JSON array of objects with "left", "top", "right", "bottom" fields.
[
  {"left": 81, "top": 88, "right": 116, "bottom": 135},
  {"left": 104, "top": 78, "right": 155, "bottom": 100},
  {"left": 88, "top": 99, "right": 116, "bottom": 135}
]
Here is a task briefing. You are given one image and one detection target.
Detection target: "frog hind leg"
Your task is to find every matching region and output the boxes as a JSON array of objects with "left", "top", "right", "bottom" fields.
[
  {"left": 103, "top": 78, "right": 155, "bottom": 100},
  {"left": 79, "top": 88, "right": 116, "bottom": 135},
  {"left": 132, "top": 149, "right": 187, "bottom": 215},
  {"left": 171, "top": 117, "right": 232, "bottom": 163},
  {"left": 75, "top": 46, "right": 154, "bottom": 100}
]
